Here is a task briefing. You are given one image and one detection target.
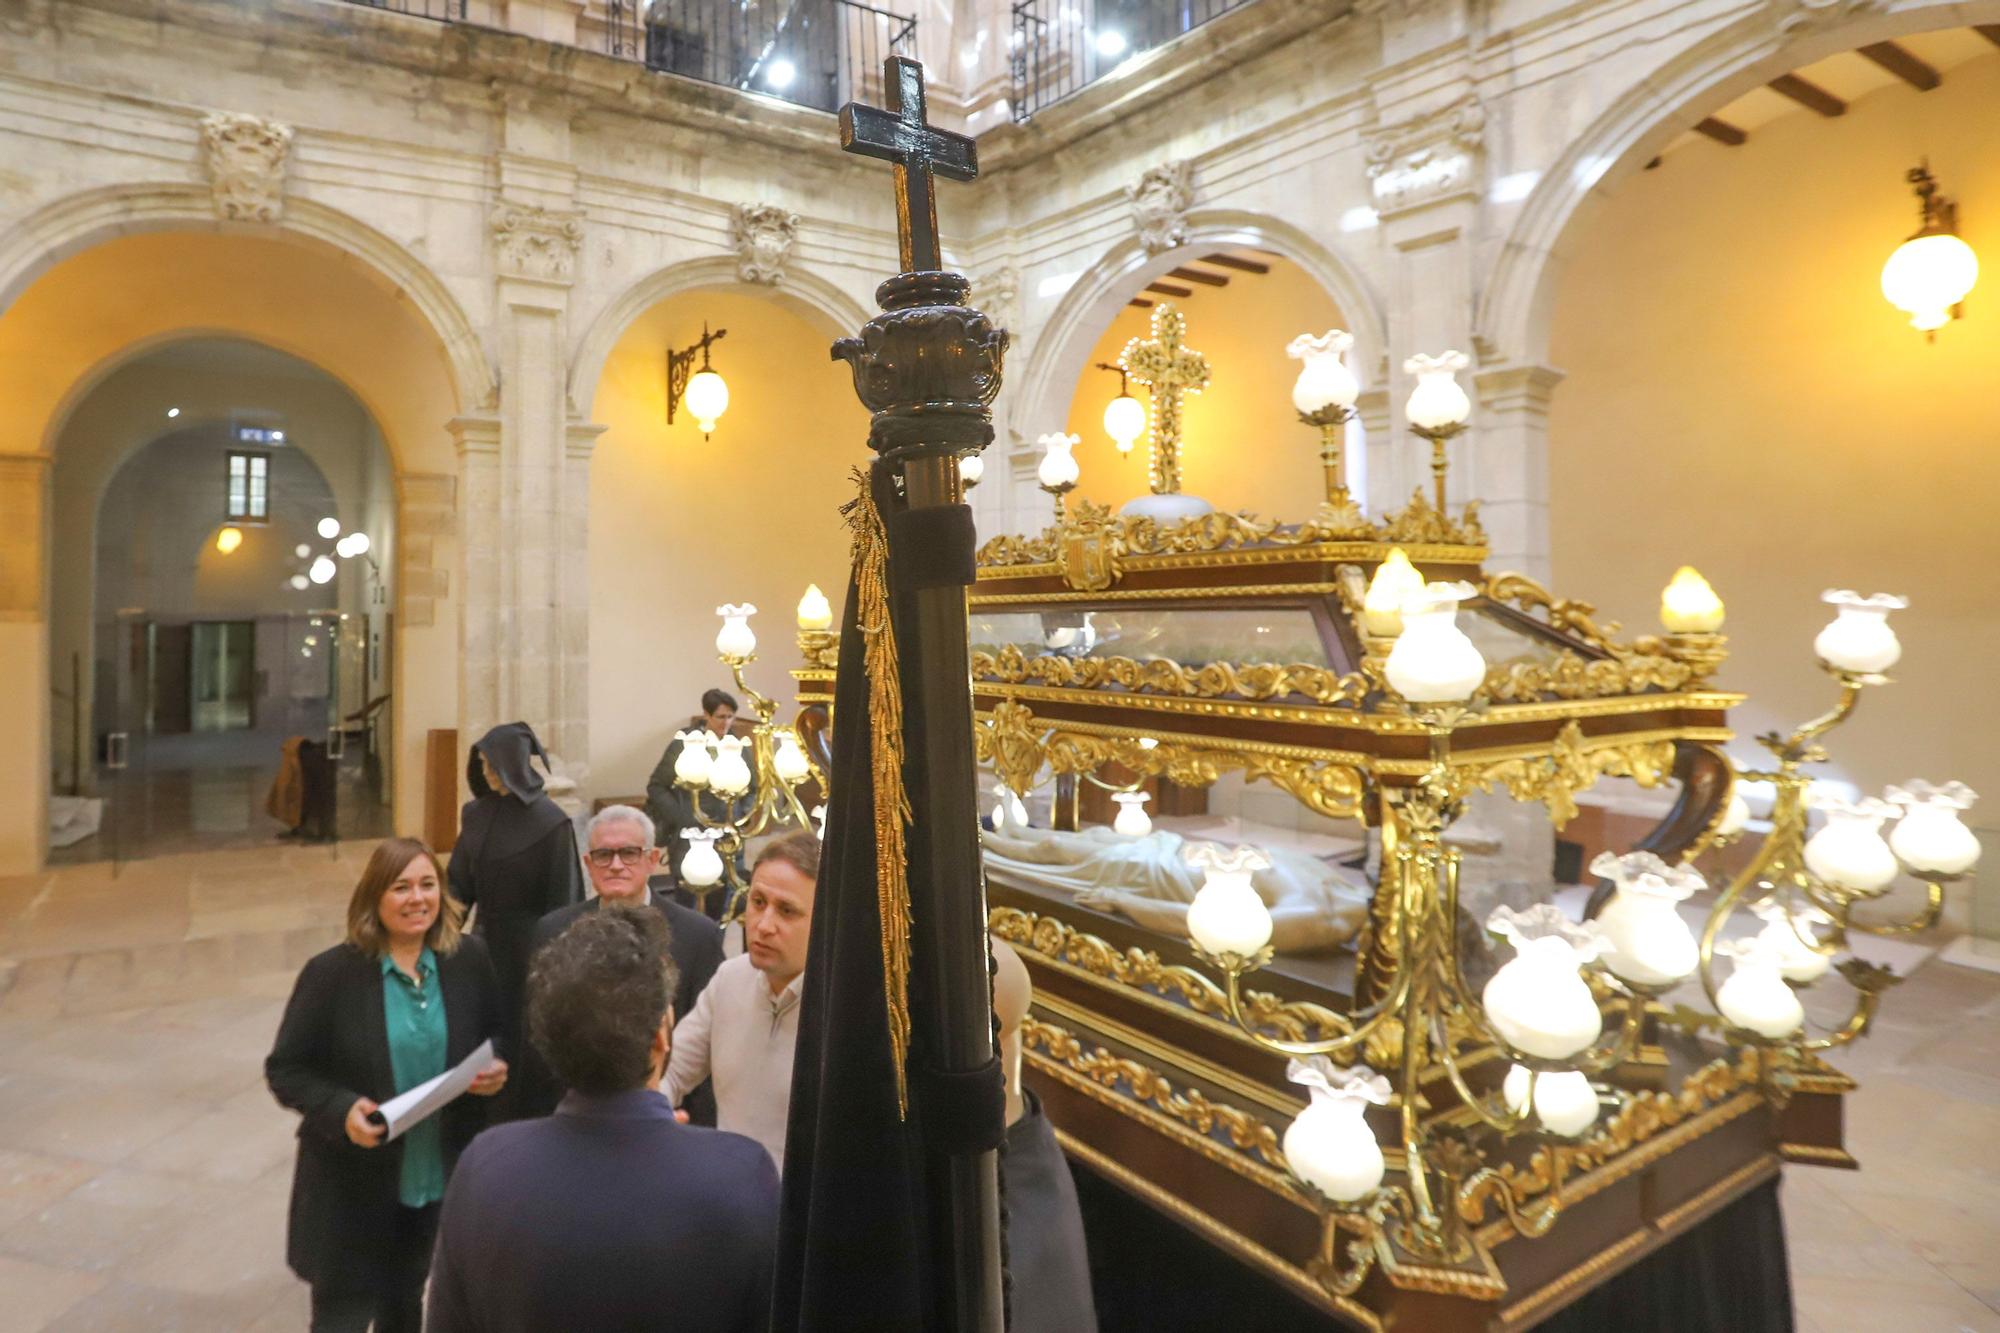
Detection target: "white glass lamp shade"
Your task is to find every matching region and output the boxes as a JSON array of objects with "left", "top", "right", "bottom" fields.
[
  {"left": 1402, "top": 351, "right": 1472, "bottom": 431},
  {"left": 811, "top": 804, "right": 827, "bottom": 839},
  {"left": 317, "top": 516, "right": 341, "bottom": 539},
  {"left": 1037, "top": 432, "right": 1082, "bottom": 489},
  {"left": 1384, "top": 581, "right": 1486, "bottom": 702},
  {"left": 958, "top": 451, "right": 985, "bottom": 487},
  {"left": 1184, "top": 844, "right": 1274, "bottom": 959},
  {"left": 1362, "top": 548, "right": 1424, "bottom": 638},
  {"left": 1715, "top": 938, "right": 1804, "bottom": 1038},
  {"left": 1886, "top": 781, "right": 1981, "bottom": 875},
  {"left": 772, "top": 729, "right": 812, "bottom": 785},
  {"left": 1111, "top": 791, "right": 1152, "bottom": 838},
  {"left": 796, "top": 584, "right": 833, "bottom": 632},
  {"left": 1587, "top": 851, "right": 1702, "bottom": 986},
  {"left": 1283, "top": 1059, "right": 1390, "bottom": 1203},
  {"left": 344, "top": 531, "right": 372, "bottom": 558},
  {"left": 715, "top": 603, "right": 758, "bottom": 659},
  {"left": 294, "top": 543, "right": 313, "bottom": 559},
  {"left": 707, "top": 735, "right": 753, "bottom": 799},
  {"left": 288, "top": 574, "right": 311, "bottom": 591},
  {"left": 1286, "top": 331, "right": 1359, "bottom": 415},
  {"left": 679, "top": 831, "right": 725, "bottom": 888},
  {"left": 683, "top": 369, "right": 730, "bottom": 433},
  {"left": 1813, "top": 590, "right": 1907, "bottom": 675},
  {"left": 673, "top": 731, "right": 714, "bottom": 787},
  {"left": 1881, "top": 231, "right": 1978, "bottom": 332},
  {"left": 991, "top": 787, "right": 1029, "bottom": 831},
  {"left": 1750, "top": 900, "right": 1833, "bottom": 984},
  {"left": 1804, "top": 795, "right": 1900, "bottom": 894},
  {"left": 1483, "top": 906, "right": 1608, "bottom": 1061},
  {"left": 1717, "top": 790, "right": 1751, "bottom": 838},
  {"left": 1659, "top": 566, "right": 1725, "bottom": 633},
  {"left": 1103, "top": 394, "right": 1146, "bottom": 453},
  {"left": 308, "top": 556, "right": 337, "bottom": 586},
  {"left": 1502, "top": 1065, "right": 1600, "bottom": 1138}
]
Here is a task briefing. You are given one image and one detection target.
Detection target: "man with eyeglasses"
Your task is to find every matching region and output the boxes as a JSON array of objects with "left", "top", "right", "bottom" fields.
[{"left": 515, "top": 805, "right": 724, "bottom": 1123}]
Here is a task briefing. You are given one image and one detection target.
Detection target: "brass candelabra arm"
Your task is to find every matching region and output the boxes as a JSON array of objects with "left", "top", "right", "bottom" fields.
[
  {"left": 1306, "top": 1205, "right": 1382, "bottom": 1299},
  {"left": 722, "top": 655, "right": 777, "bottom": 722},
  {"left": 1798, "top": 959, "right": 1902, "bottom": 1052},
  {"left": 1457, "top": 1161, "right": 1566, "bottom": 1240},
  {"left": 1434, "top": 1031, "right": 1536, "bottom": 1135},
  {"left": 1759, "top": 674, "right": 1865, "bottom": 765},
  {"left": 1207, "top": 949, "right": 1414, "bottom": 1060}
]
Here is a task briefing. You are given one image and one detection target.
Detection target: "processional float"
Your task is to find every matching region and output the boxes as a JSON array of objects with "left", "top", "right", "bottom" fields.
[{"left": 787, "top": 276, "right": 1975, "bottom": 1325}]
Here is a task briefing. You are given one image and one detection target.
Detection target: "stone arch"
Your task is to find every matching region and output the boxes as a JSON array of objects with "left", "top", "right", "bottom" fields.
[
  {"left": 567, "top": 255, "right": 874, "bottom": 418},
  {"left": 1477, "top": 0, "right": 2000, "bottom": 367},
  {"left": 1013, "top": 209, "right": 1388, "bottom": 448},
  {"left": 0, "top": 184, "right": 494, "bottom": 422}
]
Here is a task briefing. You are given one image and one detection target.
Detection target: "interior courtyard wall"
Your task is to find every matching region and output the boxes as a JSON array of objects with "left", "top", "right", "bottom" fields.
[
  {"left": 584, "top": 287, "right": 867, "bottom": 801},
  {"left": 1546, "top": 53, "right": 2000, "bottom": 895}
]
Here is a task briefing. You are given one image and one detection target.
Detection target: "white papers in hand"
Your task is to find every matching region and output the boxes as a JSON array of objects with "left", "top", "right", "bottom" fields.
[{"left": 374, "top": 1039, "right": 495, "bottom": 1141}]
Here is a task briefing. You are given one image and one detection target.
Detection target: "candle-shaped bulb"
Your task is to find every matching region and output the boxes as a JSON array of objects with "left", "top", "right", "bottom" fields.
[
  {"left": 1660, "top": 566, "right": 1725, "bottom": 633},
  {"left": 796, "top": 584, "right": 833, "bottom": 631},
  {"left": 1362, "top": 548, "right": 1424, "bottom": 638}
]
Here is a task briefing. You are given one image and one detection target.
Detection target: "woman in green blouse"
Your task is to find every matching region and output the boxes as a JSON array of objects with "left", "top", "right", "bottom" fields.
[{"left": 268, "top": 838, "right": 508, "bottom": 1332}]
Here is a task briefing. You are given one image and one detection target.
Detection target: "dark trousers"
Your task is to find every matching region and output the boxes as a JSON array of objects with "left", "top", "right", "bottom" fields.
[{"left": 309, "top": 1202, "right": 439, "bottom": 1333}]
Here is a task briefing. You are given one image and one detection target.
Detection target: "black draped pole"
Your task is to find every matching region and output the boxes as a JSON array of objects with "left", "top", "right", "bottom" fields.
[{"left": 771, "top": 55, "right": 1007, "bottom": 1333}]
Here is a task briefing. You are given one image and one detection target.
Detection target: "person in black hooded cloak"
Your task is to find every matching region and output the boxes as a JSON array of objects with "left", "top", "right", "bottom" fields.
[{"left": 448, "top": 722, "right": 584, "bottom": 1108}]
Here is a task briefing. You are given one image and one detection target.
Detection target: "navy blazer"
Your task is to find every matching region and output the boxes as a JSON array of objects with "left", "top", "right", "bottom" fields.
[
  {"left": 265, "top": 937, "right": 503, "bottom": 1289},
  {"left": 427, "top": 1088, "right": 779, "bottom": 1333}
]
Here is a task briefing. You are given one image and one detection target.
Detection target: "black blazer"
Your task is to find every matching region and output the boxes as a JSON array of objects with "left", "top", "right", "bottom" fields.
[
  {"left": 428, "top": 1089, "right": 779, "bottom": 1333},
  {"left": 265, "top": 937, "right": 504, "bottom": 1289},
  {"left": 516, "top": 895, "right": 725, "bottom": 1123}
]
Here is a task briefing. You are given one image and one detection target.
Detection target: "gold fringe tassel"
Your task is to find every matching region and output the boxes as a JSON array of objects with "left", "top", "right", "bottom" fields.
[{"left": 845, "top": 468, "right": 915, "bottom": 1117}]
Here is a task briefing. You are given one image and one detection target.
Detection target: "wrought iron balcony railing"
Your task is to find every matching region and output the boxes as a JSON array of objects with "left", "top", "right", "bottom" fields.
[
  {"left": 1010, "top": 0, "right": 1257, "bottom": 121},
  {"left": 608, "top": 0, "right": 918, "bottom": 115}
]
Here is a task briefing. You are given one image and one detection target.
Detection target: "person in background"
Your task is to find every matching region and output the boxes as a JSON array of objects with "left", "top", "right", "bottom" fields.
[
  {"left": 992, "top": 934, "right": 1099, "bottom": 1332},
  {"left": 662, "top": 829, "right": 817, "bottom": 1170},
  {"left": 427, "top": 907, "right": 779, "bottom": 1333},
  {"left": 516, "top": 804, "right": 724, "bottom": 1123},
  {"left": 448, "top": 721, "right": 585, "bottom": 1098},
  {"left": 266, "top": 837, "right": 509, "bottom": 1333},
  {"left": 646, "top": 688, "right": 755, "bottom": 914}
]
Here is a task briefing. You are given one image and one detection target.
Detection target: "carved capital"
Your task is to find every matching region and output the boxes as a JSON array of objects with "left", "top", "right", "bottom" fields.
[
  {"left": 489, "top": 203, "right": 585, "bottom": 282},
  {"left": 831, "top": 272, "right": 1008, "bottom": 458},
  {"left": 730, "top": 202, "right": 799, "bottom": 285},
  {"left": 200, "top": 112, "right": 293, "bottom": 223},
  {"left": 1126, "top": 160, "right": 1195, "bottom": 257},
  {"left": 1366, "top": 97, "right": 1485, "bottom": 213}
]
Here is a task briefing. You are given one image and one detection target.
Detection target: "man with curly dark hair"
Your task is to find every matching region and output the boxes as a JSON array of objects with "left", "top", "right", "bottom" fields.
[{"left": 427, "top": 905, "right": 779, "bottom": 1332}]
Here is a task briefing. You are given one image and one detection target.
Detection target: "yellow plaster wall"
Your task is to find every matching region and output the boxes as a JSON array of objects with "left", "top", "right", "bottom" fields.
[
  {"left": 1059, "top": 257, "right": 1349, "bottom": 519},
  {"left": 1548, "top": 55, "right": 2000, "bottom": 844},
  {"left": 0, "top": 230, "right": 467, "bottom": 868},
  {"left": 587, "top": 289, "right": 866, "bottom": 799}
]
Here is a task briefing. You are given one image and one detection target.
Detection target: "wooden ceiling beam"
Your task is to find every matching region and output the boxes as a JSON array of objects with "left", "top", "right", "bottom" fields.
[
  {"left": 1768, "top": 72, "right": 1846, "bottom": 117},
  {"left": 1200, "top": 252, "right": 1270, "bottom": 275},
  {"left": 1128, "top": 298, "right": 1153, "bottom": 309},
  {"left": 1974, "top": 23, "right": 2000, "bottom": 50},
  {"left": 1144, "top": 281, "right": 1194, "bottom": 298},
  {"left": 1167, "top": 266, "right": 1230, "bottom": 287},
  {"left": 1694, "top": 117, "right": 1748, "bottom": 146},
  {"left": 1858, "top": 41, "right": 1940, "bottom": 91}
]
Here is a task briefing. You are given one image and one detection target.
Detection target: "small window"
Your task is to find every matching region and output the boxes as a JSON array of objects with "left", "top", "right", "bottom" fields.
[{"left": 226, "top": 451, "right": 270, "bottom": 521}]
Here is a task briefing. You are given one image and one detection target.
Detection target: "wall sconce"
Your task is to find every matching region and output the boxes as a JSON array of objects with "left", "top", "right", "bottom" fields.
[
  {"left": 668, "top": 323, "right": 731, "bottom": 436},
  {"left": 214, "top": 525, "right": 244, "bottom": 555},
  {"left": 1881, "top": 161, "right": 1977, "bottom": 337},
  {"left": 1095, "top": 361, "right": 1146, "bottom": 456}
]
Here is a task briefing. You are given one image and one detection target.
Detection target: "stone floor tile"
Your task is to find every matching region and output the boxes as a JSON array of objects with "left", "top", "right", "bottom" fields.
[
  {"left": 126, "top": 1101, "right": 297, "bottom": 1186},
  {"left": 0, "top": 1169, "right": 236, "bottom": 1274},
  {"left": 0, "top": 1151, "right": 97, "bottom": 1233},
  {"left": 1796, "top": 1273, "right": 2000, "bottom": 1333},
  {"left": 0, "top": 1253, "right": 107, "bottom": 1333},
  {"left": 38, "top": 1279, "right": 292, "bottom": 1333}
]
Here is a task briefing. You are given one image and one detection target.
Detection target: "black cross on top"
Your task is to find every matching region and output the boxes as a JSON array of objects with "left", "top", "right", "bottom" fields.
[{"left": 839, "top": 56, "right": 977, "bottom": 275}]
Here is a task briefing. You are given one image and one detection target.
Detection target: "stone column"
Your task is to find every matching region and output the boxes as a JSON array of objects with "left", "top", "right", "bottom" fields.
[
  {"left": 450, "top": 415, "right": 503, "bottom": 750},
  {"left": 0, "top": 454, "right": 49, "bottom": 872},
  {"left": 1471, "top": 364, "right": 1563, "bottom": 581}
]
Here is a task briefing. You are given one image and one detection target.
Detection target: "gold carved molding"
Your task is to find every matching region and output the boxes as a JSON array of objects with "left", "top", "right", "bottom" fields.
[
  {"left": 1464, "top": 719, "right": 1675, "bottom": 828},
  {"left": 990, "top": 906, "right": 1350, "bottom": 1046},
  {"left": 1022, "top": 1015, "right": 1292, "bottom": 1175},
  {"left": 971, "top": 644, "right": 1369, "bottom": 708},
  {"left": 974, "top": 699, "right": 1368, "bottom": 819}
]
